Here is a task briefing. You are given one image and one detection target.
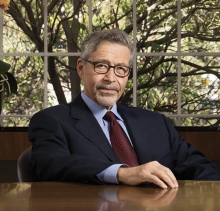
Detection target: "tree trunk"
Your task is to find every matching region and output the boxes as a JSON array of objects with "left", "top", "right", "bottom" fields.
[
  {"left": 61, "top": 0, "right": 83, "bottom": 101},
  {"left": 48, "top": 57, "right": 67, "bottom": 104}
]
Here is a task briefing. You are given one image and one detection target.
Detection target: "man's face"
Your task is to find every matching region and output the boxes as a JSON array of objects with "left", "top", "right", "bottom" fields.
[{"left": 77, "top": 41, "right": 131, "bottom": 110}]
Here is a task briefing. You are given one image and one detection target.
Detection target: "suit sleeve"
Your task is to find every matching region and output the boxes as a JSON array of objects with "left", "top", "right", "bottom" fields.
[
  {"left": 161, "top": 115, "right": 220, "bottom": 180},
  {"left": 29, "top": 111, "right": 116, "bottom": 184}
]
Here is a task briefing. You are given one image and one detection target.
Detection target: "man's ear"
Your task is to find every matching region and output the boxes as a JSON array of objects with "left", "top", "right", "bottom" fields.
[{"left": 77, "top": 58, "right": 84, "bottom": 79}]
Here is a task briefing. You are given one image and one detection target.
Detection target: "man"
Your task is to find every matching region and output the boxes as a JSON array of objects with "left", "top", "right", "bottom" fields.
[{"left": 29, "top": 29, "right": 220, "bottom": 189}]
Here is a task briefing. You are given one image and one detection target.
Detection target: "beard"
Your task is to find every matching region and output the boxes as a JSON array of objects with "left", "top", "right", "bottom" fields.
[{"left": 95, "top": 81, "right": 120, "bottom": 108}]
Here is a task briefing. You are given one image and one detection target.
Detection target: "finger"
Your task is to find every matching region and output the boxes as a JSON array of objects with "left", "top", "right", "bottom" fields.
[
  {"left": 159, "top": 165, "right": 178, "bottom": 187},
  {"left": 145, "top": 161, "right": 177, "bottom": 188},
  {"left": 155, "top": 172, "right": 175, "bottom": 188},
  {"left": 147, "top": 175, "right": 168, "bottom": 189},
  {"left": 153, "top": 166, "right": 178, "bottom": 188},
  {"left": 141, "top": 162, "right": 176, "bottom": 188}
]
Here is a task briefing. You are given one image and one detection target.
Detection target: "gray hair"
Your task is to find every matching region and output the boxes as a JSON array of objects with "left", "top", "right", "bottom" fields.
[{"left": 80, "top": 29, "right": 135, "bottom": 65}]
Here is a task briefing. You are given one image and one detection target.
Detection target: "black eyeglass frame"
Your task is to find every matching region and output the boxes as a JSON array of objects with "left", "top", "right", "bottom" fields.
[{"left": 81, "top": 58, "right": 132, "bottom": 77}]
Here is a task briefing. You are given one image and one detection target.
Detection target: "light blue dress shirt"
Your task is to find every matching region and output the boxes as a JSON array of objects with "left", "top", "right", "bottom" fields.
[{"left": 81, "top": 92, "right": 131, "bottom": 184}]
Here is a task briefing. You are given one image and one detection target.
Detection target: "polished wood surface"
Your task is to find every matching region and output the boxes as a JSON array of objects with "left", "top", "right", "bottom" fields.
[{"left": 0, "top": 181, "right": 220, "bottom": 211}]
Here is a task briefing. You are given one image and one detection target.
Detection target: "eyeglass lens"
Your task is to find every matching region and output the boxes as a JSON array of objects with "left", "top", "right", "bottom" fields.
[{"left": 94, "top": 63, "right": 129, "bottom": 76}]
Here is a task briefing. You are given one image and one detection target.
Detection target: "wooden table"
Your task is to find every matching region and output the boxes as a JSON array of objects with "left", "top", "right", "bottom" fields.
[{"left": 0, "top": 181, "right": 220, "bottom": 211}]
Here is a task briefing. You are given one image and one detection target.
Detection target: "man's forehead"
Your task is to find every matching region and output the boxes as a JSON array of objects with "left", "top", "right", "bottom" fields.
[
  {"left": 95, "top": 41, "right": 129, "bottom": 51},
  {"left": 90, "top": 42, "right": 130, "bottom": 57}
]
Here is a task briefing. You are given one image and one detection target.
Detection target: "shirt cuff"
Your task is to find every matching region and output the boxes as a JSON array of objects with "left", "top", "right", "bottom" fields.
[{"left": 96, "top": 164, "right": 128, "bottom": 184}]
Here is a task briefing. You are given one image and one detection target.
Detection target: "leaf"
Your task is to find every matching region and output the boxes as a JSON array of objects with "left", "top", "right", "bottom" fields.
[
  {"left": 0, "top": 90, "right": 4, "bottom": 114},
  {"left": 152, "top": 43, "right": 163, "bottom": 51},
  {"left": 0, "top": 60, "right": 11, "bottom": 74},
  {"left": 4, "top": 72, "right": 18, "bottom": 94}
]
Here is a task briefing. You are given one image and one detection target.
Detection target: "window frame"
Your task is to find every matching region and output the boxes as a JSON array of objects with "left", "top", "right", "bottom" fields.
[{"left": 1, "top": 0, "right": 220, "bottom": 126}]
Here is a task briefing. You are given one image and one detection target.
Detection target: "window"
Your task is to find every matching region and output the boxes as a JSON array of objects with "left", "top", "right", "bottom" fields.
[{"left": 1, "top": 0, "right": 220, "bottom": 127}]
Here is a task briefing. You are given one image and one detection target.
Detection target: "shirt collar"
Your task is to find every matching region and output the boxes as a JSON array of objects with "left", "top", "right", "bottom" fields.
[{"left": 81, "top": 92, "right": 123, "bottom": 121}]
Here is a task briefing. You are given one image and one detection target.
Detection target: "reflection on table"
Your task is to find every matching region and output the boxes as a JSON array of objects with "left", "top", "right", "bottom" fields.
[{"left": 0, "top": 181, "right": 220, "bottom": 211}]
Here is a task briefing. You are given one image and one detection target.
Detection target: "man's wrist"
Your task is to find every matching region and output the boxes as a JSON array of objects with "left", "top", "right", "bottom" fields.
[
  {"left": 96, "top": 164, "right": 127, "bottom": 184},
  {"left": 117, "top": 167, "right": 128, "bottom": 183}
]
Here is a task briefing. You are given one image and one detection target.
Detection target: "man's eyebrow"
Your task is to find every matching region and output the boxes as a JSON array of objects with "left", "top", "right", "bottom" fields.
[
  {"left": 95, "top": 59, "right": 130, "bottom": 67},
  {"left": 95, "top": 59, "right": 111, "bottom": 64}
]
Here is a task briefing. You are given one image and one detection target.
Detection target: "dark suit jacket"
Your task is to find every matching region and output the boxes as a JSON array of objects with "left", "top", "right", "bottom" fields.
[{"left": 29, "top": 94, "right": 220, "bottom": 184}]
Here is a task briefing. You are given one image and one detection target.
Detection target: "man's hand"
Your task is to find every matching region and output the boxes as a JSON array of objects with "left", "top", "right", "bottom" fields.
[{"left": 117, "top": 161, "right": 178, "bottom": 189}]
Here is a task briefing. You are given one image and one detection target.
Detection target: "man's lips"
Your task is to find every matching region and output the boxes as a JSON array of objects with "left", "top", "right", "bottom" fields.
[
  {"left": 98, "top": 88, "right": 118, "bottom": 93},
  {"left": 99, "top": 88, "right": 118, "bottom": 92}
]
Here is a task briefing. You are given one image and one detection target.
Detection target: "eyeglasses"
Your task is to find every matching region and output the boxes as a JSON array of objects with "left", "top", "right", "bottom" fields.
[{"left": 82, "top": 58, "right": 131, "bottom": 77}]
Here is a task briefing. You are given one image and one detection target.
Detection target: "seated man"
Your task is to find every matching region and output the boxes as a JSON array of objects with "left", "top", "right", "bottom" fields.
[{"left": 29, "top": 29, "right": 220, "bottom": 189}]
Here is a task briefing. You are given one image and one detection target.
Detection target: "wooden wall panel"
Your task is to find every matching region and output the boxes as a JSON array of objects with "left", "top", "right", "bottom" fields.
[
  {"left": 178, "top": 131, "right": 220, "bottom": 160},
  {"left": 0, "top": 132, "right": 31, "bottom": 160},
  {"left": 0, "top": 131, "right": 220, "bottom": 160}
]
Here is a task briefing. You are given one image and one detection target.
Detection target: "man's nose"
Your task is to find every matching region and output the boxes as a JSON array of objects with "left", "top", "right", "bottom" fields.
[{"left": 104, "top": 67, "right": 116, "bottom": 82}]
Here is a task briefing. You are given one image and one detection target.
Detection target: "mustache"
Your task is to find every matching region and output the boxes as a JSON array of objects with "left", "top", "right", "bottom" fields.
[{"left": 96, "top": 82, "right": 120, "bottom": 91}]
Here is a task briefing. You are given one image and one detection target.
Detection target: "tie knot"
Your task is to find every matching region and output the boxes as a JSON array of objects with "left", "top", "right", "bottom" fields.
[{"left": 103, "top": 111, "right": 116, "bottom": 122}]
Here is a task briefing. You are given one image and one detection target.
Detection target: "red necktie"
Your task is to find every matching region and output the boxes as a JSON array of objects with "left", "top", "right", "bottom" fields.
[{"left": 104, "top": 111, "right": 139, "bottom": 167}]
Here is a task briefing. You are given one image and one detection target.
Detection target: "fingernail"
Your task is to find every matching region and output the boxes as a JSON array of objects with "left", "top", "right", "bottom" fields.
[{"left": 163, "top": 185, "right": 168, "bottom": 189}]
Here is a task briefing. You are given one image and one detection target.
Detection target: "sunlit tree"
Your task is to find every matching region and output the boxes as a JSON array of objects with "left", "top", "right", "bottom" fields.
[{"left": 2, "top": 0, "right": 220, "bottom": 126}]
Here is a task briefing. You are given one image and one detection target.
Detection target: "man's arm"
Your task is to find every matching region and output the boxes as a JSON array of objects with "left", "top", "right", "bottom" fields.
[
  {"left": 161, "top": 114, "right": 220, "bottom": 181},
  {"left": 29, "top": 110, "right": 117, "bottom": 184},
  {"left": 116, "top": 112, "right": 220, "bottom": 188},
  {"left": 101, "top": 112, "right": 220, "bottom": 188}
]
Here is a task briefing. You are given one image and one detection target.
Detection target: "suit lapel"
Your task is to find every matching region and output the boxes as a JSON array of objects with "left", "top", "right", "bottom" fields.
[
  {"left": 117, "top": 104, "right": 150, "bottom": 164},
  {"left": 69, "top": 95, "right": 120, "bottom": 163}
]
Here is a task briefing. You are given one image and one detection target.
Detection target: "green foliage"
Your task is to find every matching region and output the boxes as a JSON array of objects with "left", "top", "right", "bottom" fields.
[
  {"left": 2, "top": 0, "right": 220, "bottom": 126},
  {"left": 0, "top": 60, "right": 17, "bottom": 114}
]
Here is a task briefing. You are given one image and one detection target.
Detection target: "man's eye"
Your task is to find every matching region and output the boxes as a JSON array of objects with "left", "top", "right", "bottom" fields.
[
  {"left": 96, "top": 63, "right": 107, "bottom": 69},
  {"left": 118, "top": 66, "right": 126, "bottom": 70},
  {"left": 117, "top": 66, "right": 127, "bottom": 72}
]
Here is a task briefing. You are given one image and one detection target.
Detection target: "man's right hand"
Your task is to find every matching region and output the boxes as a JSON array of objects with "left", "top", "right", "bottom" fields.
[{"left": 117, "top": 161, "right": 178, "bottom": 189}]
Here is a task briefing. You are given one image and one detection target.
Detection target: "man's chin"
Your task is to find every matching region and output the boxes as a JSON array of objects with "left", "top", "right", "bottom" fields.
[{"left": 96, "top": 95, "right": 118, "bottom": 109}]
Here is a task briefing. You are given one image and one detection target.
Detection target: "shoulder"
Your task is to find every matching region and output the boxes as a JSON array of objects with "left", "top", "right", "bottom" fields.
[
  {"left": 40, "top": 103, "right": 70, "bottom": 116},
  {"left": 118, "top": 104, "right": 164, "bottom": 119},
  {"left": 117, "top": 104, "right": 174, "bottom": 130},
  {"left": 31, "top": 94, "right": 84, "bottom": 120},
  {"left": 30, "top": 103, "right": 72, "bottom": 124}
]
